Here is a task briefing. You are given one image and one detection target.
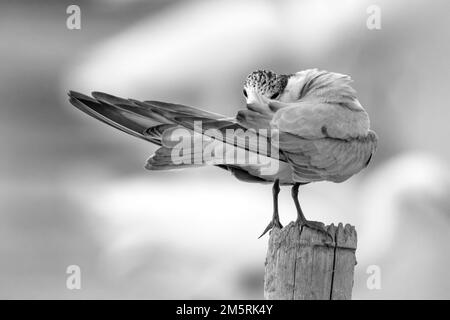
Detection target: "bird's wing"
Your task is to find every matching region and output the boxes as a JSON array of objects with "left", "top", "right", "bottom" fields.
[
  {"left": 271, "top": 100, "right": 370, "bottom": 140},
  {"left": 268, "top": 69, "right": 377, "bottom": 182},
  {"left": 69, "top": 91, "right": 162, "bottom": 144},
  {"left": 68, "top": 91, "right": 285, "bottom": 177},
  {"left": 274, "top": 130, "right": 378, "bottom": 183},
  {"left": 235, "top": 109, "right": 273, "bottom": 131},
  {"left": 278, "top": 69, "right": 360, "bottom": 108}
]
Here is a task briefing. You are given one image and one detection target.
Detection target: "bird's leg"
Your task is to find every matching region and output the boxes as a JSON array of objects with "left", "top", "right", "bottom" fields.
[
  {"left": 291, "top": 183, "right": 333, "bottom": 241},
  {"left": 258, "top": 179, "right": 282, "bottom": 238}
]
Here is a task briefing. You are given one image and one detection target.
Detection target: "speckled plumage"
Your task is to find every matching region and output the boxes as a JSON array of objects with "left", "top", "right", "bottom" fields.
[{"left": 244, "top": 70, "right": 289, "bottom": 99}]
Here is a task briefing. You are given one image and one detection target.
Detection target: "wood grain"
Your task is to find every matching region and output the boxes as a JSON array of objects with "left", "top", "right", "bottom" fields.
[{"left": 264, "top": 222, "right": 357, "bottom": 300}]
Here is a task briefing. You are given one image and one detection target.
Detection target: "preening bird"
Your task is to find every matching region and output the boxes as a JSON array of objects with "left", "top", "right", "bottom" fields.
[{"left": 68, "top": 69, "right": 377, "bottom": 238}]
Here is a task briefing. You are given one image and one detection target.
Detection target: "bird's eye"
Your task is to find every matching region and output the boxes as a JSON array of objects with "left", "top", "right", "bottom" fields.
[
  {"left": 243, "top": 89, "right": 248, "bottom": 98},
  {"left": 270, "top": 92, "right": 280, "bottom": 99}
]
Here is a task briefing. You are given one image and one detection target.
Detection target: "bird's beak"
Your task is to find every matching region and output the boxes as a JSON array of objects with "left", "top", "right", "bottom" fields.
[{"left": 246, "top": 90, "right": 267, "bottom": 110}]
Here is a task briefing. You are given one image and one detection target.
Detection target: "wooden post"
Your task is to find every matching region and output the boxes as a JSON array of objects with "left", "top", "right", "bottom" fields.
[{"left": 264, "top": 222, "right": 357, "bottom": 300}]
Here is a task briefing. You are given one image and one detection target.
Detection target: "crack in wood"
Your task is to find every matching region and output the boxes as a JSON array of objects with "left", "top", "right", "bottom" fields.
[{"left": 264, "top": 222, "right": 357, "bottom": 300}]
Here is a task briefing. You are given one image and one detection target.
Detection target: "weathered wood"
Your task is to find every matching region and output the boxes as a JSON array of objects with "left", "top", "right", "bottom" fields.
[{"left": 264, "top": 222, "right": 357, "bottom": 300}]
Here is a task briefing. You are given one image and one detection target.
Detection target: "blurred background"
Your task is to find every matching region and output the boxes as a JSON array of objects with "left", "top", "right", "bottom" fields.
[{"left": 1, "top": 0, "right": 450, "bottom": 299}]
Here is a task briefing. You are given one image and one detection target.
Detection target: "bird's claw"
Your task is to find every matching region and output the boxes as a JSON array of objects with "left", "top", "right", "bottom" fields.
[
  {"left": 299, "top": 219, "right": 334, "bottom": 242},
  {"left": 258, "top": 219, "right": 283, "bottom": 239}
]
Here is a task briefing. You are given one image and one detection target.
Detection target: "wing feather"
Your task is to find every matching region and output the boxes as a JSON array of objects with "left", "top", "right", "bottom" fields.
[
  {"left": 278, "top": 131, "right": 377, "bottom": 183},
  {"left": 68, "top": 91, "right": 285, "bottom": 178}
]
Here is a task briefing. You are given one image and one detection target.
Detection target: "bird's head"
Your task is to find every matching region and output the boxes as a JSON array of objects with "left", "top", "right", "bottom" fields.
[{"left": 243, "top": 70, "right": 288, "bottom": 108}]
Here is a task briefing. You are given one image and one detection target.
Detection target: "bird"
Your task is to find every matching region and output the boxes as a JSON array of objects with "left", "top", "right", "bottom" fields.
[{"left": 68, "top": 68, "right": 377, "bottom": 239}]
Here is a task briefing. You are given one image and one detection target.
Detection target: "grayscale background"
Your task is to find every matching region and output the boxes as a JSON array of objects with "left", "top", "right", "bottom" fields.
[{"left": 1, "top": 0, "right": 450, "bottom": 299}]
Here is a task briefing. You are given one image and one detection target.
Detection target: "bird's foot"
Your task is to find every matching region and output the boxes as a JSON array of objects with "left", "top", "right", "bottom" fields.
[
  {"left": 258, "top": 217, "right": 283, "bottom": 239},
  {"left": 297, "top": 219, "right": 334, "bottom": 242}
]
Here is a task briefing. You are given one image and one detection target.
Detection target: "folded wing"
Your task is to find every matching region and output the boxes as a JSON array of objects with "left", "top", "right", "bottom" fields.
[
  {"left": 68, "top": 91, "right": 284, "bottom": 182},
  {"left": 275, "top": 131, "right": 377, "bottom": 183},
  {"left": 270, "top": 69, "right": 378, "bottom": 183}
]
